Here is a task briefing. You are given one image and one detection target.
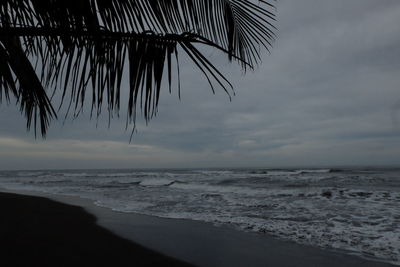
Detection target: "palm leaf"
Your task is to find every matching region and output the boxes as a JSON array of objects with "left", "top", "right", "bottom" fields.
[{"left": 0, "top": 0, "right": 276, "bottom": 136}]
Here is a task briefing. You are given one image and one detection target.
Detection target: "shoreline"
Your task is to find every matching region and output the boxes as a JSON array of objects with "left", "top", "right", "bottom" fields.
[
  {"left": 0, "top": 191, "right": 192, "bottom": 267},
  {"left": 1, "top": 189, "right": 397, "bottom": 267}
]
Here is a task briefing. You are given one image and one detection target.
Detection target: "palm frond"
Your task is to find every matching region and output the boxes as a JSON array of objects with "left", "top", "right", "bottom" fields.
[
  {"left": 0, "top": 43, "right": 18, "bottom": 103},
  {"left": 0, "top": 0, "right": 276, "bottom": 136}
]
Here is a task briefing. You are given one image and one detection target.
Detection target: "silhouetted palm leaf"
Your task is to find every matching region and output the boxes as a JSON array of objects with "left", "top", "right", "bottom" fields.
[{"left": 0, "top": 0, "right": 276, "bottom": 136}]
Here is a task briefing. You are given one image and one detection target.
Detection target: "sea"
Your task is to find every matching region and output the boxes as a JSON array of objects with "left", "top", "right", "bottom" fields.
[{"left": 0, "top": 168, "right": 399, "bottom": 265}]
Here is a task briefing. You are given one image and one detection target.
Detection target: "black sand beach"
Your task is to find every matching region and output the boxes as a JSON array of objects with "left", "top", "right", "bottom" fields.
[
  {"left": 0, "top": 192, "right": 192, "bottom": 267},
  {"left": 1, "top": 191, "right": 397, "bottom": 267}
]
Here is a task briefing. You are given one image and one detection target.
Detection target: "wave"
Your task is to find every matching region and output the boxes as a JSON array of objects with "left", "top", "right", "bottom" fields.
[
  {"left": 96, "top": 173, "right": 135, "bottom": 178},
  {"left": 59, "top": 172, "right": 92, "bottom": 177},
  {"left": 170, "top": 182, "right": 274, "bottom": 196},
  {"left": 17, "top": 171, "right": 45, "bottom": 177},
  {"left": 298, "top": 169, "right": 331, "bottom": 174},
  {"left": 95, "top": 181, "right": 141, "bottom": 189},
  {"left": 193, "top": 170, "right": 235, "bottom": 176},
  {"left": 2, "top": 168, "right": 399, "bottom": 265},
  {"left": 250, "top": 169, "right": 331, "bottom": 176},
  {"left": 139, "top": 178, "right": 176, "bottom": 187}
]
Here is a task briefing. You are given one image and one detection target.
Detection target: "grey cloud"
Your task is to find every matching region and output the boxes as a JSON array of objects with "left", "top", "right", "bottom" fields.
[{"left": 1, "top": 0, "right": 400, "bottom": 170}]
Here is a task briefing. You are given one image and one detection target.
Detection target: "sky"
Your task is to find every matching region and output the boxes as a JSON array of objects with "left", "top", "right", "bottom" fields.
[{"left": 1, "top": 0, "right": 400, "bottom": 170}]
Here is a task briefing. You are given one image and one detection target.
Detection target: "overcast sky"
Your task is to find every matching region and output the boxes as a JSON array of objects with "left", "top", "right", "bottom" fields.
[{"left": 1, "top": 0, "right": 400, "bottom": 170}]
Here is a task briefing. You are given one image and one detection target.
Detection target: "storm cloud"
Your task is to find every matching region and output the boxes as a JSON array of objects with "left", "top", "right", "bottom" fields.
[{"left": 1, "top": 0, "right": 400, "bottom": 170}]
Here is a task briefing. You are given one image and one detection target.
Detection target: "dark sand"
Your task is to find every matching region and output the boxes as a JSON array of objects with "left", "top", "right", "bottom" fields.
[
  {"left": 1, "top": 190, "right": 397, "bottom": 267},
  {"left": 0, "top": 192, "right": 192, "bottom": 267}
]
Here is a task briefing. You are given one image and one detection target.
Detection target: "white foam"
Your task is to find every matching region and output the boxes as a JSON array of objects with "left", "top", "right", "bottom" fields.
[{"left": 94, "top": 199, "right": 154, "bottom": 212}]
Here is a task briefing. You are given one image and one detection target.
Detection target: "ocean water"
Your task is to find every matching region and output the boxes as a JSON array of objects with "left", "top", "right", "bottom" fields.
[{"left": 0, "top": 168, "right": 399, "bottom": 265}]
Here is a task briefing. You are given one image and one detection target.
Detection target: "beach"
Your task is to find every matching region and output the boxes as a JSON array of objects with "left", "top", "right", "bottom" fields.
[
  {"left": 1, "top": 168, "right": 399, "bottom": 264},
  {"left": 0, "top": 191, "right": 192, "bottom": 267},
  {"left": 1, "top": 0, "right": 399, "bottom": 266},
  {"left": 0, "top": 189, "right": 397, "bottom": 267}
]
